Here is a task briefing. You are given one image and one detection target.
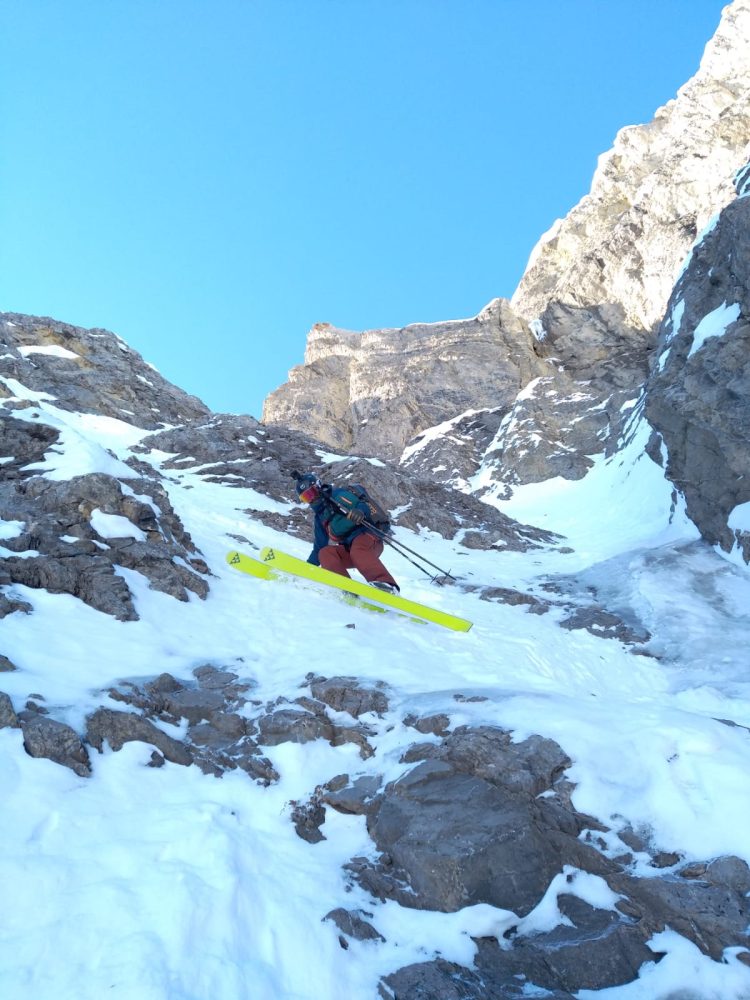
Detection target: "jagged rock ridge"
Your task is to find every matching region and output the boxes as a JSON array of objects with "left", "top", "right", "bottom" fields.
[
  {"left": 512, "top": 0, "right": 750, "bottom": 331},
  {"left": 263, "top": 299, "right": 548, "bottom": 463},
  {"left": 261, "top": 1, "right": 750, "bottom": 520}
]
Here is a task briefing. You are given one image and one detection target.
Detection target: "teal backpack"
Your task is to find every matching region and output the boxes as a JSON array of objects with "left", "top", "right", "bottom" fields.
[{"left": 338, "top": 483, "right": 392, "bottom": 533}]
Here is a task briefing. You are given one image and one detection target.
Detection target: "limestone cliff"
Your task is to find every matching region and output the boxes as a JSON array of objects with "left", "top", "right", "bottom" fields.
[
  {"left": 262, "top": 300, "right": 548, "bottom": 462},
  {"left": 262, "top": 0, "right": 750, "bottom": 498},
  {"left": 512, "top": 0, "right": 750, "bottom": 332}
]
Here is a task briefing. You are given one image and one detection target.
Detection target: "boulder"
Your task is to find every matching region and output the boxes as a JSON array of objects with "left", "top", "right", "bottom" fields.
[
  {"left": 0, "top": 691, "right": 19, "bottom": 728},
  {"left": 20, "top": 713, "right": 91, "bottom": 776},
  {"left": 324, "top": 908, "right": 385, "bottom": 948},
  {"left": 352, "top": 728, "right": 585, "bottom": 915},
  {"left": 308, "top": 675, "right": 389, "bottom": 719},
  {"left": 86, "top": 707, "right": 192, "bottom": 766},
  {"left": 257, "top": 708, "right": 335, "bottom": 746}
]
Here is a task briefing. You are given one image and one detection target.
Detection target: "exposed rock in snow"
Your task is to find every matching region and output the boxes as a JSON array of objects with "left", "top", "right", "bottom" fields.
[
  {"left": 363, "top": 725, "right": 750, "bottom": 996},
  {"left": 0, "top": 429, "right": 209, "bottom": 618},
  {"left": 86, "top": 707, "right": 194, "bottom": 766},
  {"left": 0, "top": 313, "right": 209, "bottom": 429},
  {"left": 0, "top": 691, "right": 19, "bottom": 728},
  {"left": 324, "top": 908, "right": 386, "bottom": 949},
  {"left": 19, "top": 710, "right": 92, "bottom": 776},
  {"left": 103, "top": 669, "right": 279, "bottom": 784}
]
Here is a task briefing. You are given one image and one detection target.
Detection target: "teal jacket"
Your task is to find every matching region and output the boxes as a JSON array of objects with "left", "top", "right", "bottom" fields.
[{"left": 308, "top": 487, "right": 369, "bottom": 565}]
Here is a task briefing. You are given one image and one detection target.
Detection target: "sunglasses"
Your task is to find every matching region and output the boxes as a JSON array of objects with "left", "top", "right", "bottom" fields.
[{"left": 299, "top": 484, "right": 321, "bottom": 503}]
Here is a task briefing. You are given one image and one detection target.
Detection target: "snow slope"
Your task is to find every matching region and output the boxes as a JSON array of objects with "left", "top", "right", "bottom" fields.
[{"left": 1, "top": 394, "right": 750, "bottom": 1000}]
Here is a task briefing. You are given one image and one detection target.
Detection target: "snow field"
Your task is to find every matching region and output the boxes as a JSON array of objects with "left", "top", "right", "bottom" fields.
[{"left": 1, "top": 398, "right": 750, "bottom": 998}]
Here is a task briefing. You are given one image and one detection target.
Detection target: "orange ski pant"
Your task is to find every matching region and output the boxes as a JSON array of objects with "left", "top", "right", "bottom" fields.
[{"left": 319, "top": 533, "right": 398, "bottom": 588}]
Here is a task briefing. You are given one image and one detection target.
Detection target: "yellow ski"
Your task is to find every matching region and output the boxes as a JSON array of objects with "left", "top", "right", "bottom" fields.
[
  {"left": 226, "top": 549, "right": 388, "bottom": 616},
  {"left": 257, "top": 547, "right": 472, "bottom": 632}
]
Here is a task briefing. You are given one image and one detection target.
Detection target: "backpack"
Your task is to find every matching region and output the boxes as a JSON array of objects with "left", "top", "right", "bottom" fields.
[{"left": 346, "top": 483, "right": 392, "bottom": 533}]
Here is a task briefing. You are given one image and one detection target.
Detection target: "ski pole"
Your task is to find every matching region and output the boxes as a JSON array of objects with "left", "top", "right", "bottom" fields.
[
  {"left": 371, "top": 527, "right": 458, "bottom": 583},
  {"left": 342, "top": 516, "right": 457, "bottom": 582},
  {"left": 384, "top": 542, "right": 442, "bottom": 582},
  {"left": 322, "top": 486, "right": 458, "bottom": 583},
  {"left": 379, "top": 534, "right": 449, "bottom": 583}
]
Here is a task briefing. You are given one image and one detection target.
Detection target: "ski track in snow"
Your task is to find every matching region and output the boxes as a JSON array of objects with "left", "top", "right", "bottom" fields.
[{"left": 1, "top": 402, "right": 750, "bottom": 1000}]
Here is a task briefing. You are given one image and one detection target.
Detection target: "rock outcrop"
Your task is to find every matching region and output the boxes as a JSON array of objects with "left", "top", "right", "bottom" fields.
[
  {"left": 0, "top": 419, "right": 209, "bottom": 620},
  {"left": 646, "top": 170, "right": 750, "bottom": 563},
  {"left": 262, "top": 300, "right": 548, "bottom": 463},
  {"left": 19, "top": 711, "right": 92, "bottom": 777},
  {"left": 327, "top": 725, "right": 750, "bottom": 997},
  {"left": 261, "top": 0, "right": 750, "bottom": 502},
  {"left": 0, "top": 313, "right": 209, "bottom": 429},
  {"left": 512, "top": 0, "right": 750, "bottom": 332}
]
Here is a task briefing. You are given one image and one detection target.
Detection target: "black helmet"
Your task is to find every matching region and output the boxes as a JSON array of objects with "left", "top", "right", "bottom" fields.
[{"left": 294, "top": 472, "right": 322, "bottom": 503}]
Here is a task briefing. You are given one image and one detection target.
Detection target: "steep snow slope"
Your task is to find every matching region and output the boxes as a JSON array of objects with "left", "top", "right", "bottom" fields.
[{"left": 2, "top": 386, "right": 750, "bottom": 999}]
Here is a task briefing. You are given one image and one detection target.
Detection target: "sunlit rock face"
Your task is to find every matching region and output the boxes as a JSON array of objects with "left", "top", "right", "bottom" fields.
[
  {"left": 262, "top": 2, "right": 750, "bottom": 499},
  {"left": 646, "top": 175, "right": 750, "bottom": 563},
  {"left": 262, "top": 300, "right": 548, "bottom": 463},
  {"left": 511, "top": 0, "right": 750, "bottom": 333},
  {"left": 0, "top": 313, "right": 209, "bottom": 429}
]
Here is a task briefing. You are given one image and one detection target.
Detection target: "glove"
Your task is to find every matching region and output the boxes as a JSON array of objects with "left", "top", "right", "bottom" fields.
[{"left": 346, "top": 508, "right": 366, "bottom": 525}]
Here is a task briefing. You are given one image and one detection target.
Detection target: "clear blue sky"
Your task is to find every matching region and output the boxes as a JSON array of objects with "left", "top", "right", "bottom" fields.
[{"left": 0, "top": 1, "right": 728, "bottom": 418}]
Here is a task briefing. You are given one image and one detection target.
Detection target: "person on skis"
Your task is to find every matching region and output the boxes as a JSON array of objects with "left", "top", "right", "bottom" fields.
[{"left": 294, "top": 473, "right": 400, "bottom": 593}]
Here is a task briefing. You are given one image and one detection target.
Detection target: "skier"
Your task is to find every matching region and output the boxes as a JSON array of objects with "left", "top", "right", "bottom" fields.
[{"left": 294, "top": 473, "right": 400, "bottom": 593}]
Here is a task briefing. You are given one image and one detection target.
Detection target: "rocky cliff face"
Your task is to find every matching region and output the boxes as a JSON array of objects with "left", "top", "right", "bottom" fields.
[
  {"left": 646, "top": 169, "right": 750, "bottom": 564},
  {"left": 262, "top": 0, "right": 750, "bottom": 517},
  {"left": 512, "top": 0, "right": 750, "bottom": 332},
  {"left": 0, "top": 313, "right": 209, "bottom": 428},
  {"left": 262, "top": 300, "right": 548, "bottom": 463}
]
